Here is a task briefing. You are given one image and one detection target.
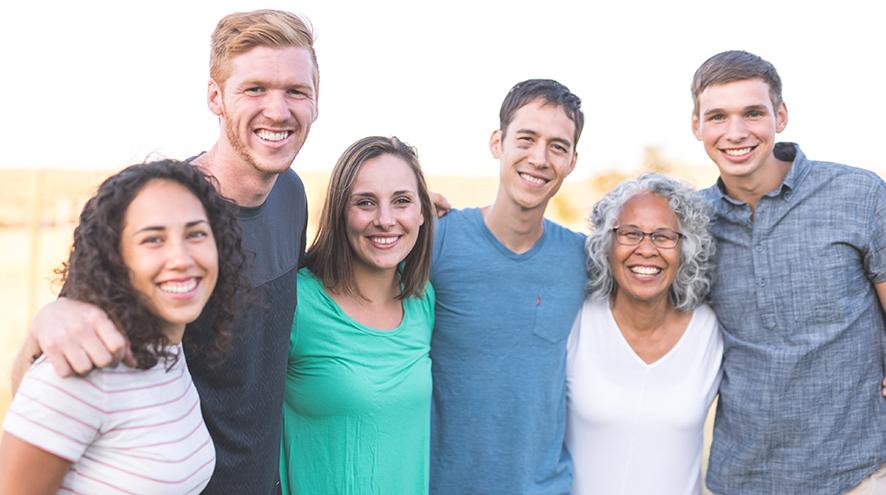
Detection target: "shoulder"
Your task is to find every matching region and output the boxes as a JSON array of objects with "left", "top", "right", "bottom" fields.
[
  {"left": 798, "top": 151, "right": 884, "bottom": 192},
  {"left": 436, "top": 207, "right": 479, "bottom": 230},
  {"left": 297, "top": 267, "right": 322, "bottom": 292},
  {"left": 275, "top": 168, "right": 306, "bottom": 191},
  {"left": 543, "top": 218, "right": 587, "bottom": 253},
  {"left": 267, "top": 169, "right": 307, "bottom": 212},
  {"left": 699, "top": 184, "right": 721, "bottom": 202}
]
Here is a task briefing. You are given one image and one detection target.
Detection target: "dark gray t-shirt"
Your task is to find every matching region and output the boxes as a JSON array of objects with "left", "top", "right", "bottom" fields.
[{"left": 186, "top": 167, "right": 307, "bottom": 494}]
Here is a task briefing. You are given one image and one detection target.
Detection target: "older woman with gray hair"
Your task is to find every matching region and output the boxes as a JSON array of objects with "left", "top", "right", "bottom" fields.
[{"left": 565, "top": 173, "right": 721, "bottom": 495}]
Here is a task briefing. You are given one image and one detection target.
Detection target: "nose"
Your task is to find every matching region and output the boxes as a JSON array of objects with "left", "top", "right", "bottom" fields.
[
  {"left": 262, "top": 91, "right": 291, "bottom": 122},
  {"left": 528, "top": 142, "right": 547, "bottom": 167},
  {"left": 373, "top": 203, "right": 396, "bottom": 229},
  {"left": 634, "top": 235, "right": 659, "bottom": 255},
  {"left": 724, "top": 116, "right": 748, "bottom": 142},
  {"left": 165, "top": 237, "right": 195, "bottom": 270}
]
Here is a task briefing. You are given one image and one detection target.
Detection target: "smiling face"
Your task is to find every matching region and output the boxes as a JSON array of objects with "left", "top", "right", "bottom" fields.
[
  {"left": 120, "top": 179, "right": 219, "bottom": 342},
  {"left": 208, "top": 45, "right": 318, "bottom": 177},
  {"left": 609, "top": 192, "right": 681, "bottom": 307},
  {"left": 692, "top": 78, "right": 788, "bottom": 187},
  {"left": 491, "top": 98, "right": 578, "bottom": 213},
  {"left": 345, "top": 153, "right": 426, "bottom": 278}
]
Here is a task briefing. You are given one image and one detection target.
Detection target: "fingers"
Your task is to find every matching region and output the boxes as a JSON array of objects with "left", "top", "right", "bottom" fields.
[
  {"left": 430, "top": 191, "right": 452, "bottom": 218},
  {"left": 31, "top": 297, "right": 126, "bottom": 376}
]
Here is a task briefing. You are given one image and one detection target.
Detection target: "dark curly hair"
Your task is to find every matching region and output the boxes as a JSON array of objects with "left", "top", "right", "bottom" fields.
[{"left": 57, "top": 160, "right": 245, "bottom": 370}]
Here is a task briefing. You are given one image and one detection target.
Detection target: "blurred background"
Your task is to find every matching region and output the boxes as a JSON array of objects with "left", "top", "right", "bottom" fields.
[{"left": 2, "top": 1, "right": 884, "bottom": 490}]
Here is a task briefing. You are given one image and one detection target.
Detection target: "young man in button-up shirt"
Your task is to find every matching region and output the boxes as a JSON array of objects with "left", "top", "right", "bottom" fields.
[{"left": 691, "top": 50, "right": 886, "bottom": 494}]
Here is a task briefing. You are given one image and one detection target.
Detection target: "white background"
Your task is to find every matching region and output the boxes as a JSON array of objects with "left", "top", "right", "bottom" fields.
[{"left": 1, "top": 0, "right": 884, "bottom": 177}]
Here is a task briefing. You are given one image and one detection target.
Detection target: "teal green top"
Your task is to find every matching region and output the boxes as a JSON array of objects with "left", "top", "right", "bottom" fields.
[{"left": 281, "top": 268, "right": 434, "bottom": 495}]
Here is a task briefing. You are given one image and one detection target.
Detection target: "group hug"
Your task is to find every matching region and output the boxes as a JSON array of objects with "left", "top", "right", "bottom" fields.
[{"left": 1, "top": 8, "right": 885, "bottom": 495}]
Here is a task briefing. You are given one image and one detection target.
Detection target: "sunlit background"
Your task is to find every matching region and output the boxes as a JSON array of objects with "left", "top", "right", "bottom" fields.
[{"left": 2, "top": 2, "right": 884, "bottom": 490}]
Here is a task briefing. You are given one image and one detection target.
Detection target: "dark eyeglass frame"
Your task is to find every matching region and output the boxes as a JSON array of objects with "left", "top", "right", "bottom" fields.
[{"left": 611, "top": 226, "right": 684, "bottom": 249}]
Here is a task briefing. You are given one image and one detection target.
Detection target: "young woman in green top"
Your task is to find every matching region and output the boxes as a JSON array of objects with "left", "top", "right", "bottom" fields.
[{"left": 281, "top": 136, "right": 436, "bottom": 494}]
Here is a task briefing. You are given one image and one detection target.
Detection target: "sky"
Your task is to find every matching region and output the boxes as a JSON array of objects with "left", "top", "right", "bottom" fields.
[{"left": 1, "top": 0, "right": 884, "bottom": 178}]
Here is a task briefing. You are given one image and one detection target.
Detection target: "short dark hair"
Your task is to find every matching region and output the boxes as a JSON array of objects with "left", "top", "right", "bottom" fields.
[
  {"left": 499, "top": 79, "right": 584, "bottom": 145},
  {"left": 59, "top": 160, "right": 245, "bottom": 369},
  {"left": 305, "top": 136, "right": 434, "bottom": 299},
  {"left": 691, "top": 50, "right": 783, "bottom": 115}
]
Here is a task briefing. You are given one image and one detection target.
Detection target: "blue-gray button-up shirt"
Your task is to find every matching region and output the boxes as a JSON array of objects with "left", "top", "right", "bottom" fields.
[{"left": 702, "top": 143, "right": 886, "bottom": 494}]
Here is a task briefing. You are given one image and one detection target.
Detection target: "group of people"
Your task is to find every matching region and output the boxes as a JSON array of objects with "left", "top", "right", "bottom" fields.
[{"left": 0, "top": 8, "right": 884, "bottom": 495}]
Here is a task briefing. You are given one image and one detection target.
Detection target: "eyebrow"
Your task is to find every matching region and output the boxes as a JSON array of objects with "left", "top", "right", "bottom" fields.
[
  {"left": 351, "top": 190, "right": 417, "bottom": 198},
  {"left": 703, "top": 104, "right": 769, "bottom": 117},
  {"left": 134, "top": 219, "right": 209, "bottom": 234},
  {"left": 514, "top": 128, "right": 573, "bottom": 148}
]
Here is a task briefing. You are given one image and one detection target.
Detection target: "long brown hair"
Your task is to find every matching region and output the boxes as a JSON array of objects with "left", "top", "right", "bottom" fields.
[{"left": 304, "top": 136, "right": 434, "bottom": 299}]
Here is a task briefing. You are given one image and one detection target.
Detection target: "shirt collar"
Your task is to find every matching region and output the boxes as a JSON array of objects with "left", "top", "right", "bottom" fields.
[{"left": 712, "top": 142, "right": 808, "bottom": 206}]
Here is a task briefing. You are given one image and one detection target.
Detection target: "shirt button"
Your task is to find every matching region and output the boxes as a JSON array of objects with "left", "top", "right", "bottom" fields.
[
  {"left": 759, "top": 278, "right": 766, "bottom": 287},
  {"left": 784, "top": 191, "right": 793, "bottom": 200},
  {"left": 754, "top": 244, "right": 764, "bottom": 253}
]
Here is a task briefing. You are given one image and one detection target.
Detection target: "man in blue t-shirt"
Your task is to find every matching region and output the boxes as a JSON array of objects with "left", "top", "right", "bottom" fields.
[{"left": 430, "top": 79, "right": 588, "bottom": 495}]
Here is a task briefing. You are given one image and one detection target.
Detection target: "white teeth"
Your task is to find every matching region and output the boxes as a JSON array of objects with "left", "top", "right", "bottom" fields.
[
  {"left": 256, "top": 130, "right": 289, "bottom": 142},
  {"left": 371, "top": 236, "right": 398, "bottom": 245},
  {"left": 630, "top": 266, "right": 661, "bottom": 275},
  {"left": 159, "top": 279, "right": 197, "bottom": 294},
  {"left": 519, "top": 173, "right": 546, "bottom": 185},
  {"left": 724, "top": 147, "right": 752, "bottom": 156}
]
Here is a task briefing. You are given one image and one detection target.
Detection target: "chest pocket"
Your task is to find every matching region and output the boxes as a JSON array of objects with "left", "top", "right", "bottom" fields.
[
  {"left": 531, "top": 287, "right": 579, "bottom": 344},
  {"left": 788, "top": 253, "right": 853, "bottom": 326}
]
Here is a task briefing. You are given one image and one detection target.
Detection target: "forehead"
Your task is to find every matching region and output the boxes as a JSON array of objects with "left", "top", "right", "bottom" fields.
[
  {"left": 618, "top": 192, "right": 678, "bottom": 227},
  {"left": 696, "top": 78, "right": 774, "bottom": 111},
  {"left": 352, "top": 154, "right": 418, "bottom": 192},
  {"left": 224, "top": 45, "right": 316, "bottom": 89},
  {"left": 125, "top": 180, "right": 206, "bottom": 227},
  {"left": 506, "top": 99, "right": 576, "bottom": 141}
]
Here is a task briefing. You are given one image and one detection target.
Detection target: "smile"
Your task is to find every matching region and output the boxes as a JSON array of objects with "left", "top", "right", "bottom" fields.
[
  {"left": 630, "top": 266, "right": 661, "bottom": 275},
  {"left": 519, "top": 172, "right": 548, "bottom": 185},
  {"left": 158, "top": 278, "right": 199, "bottom": 294},
  {"left": 255, "top": 129, "right": 292, "bottom": 142},
  {"left": 369, "top": 235, "right": 401, "bottom": 248},
  {"left": 721, "top": 146, "right": 755, "bottom": 156}
]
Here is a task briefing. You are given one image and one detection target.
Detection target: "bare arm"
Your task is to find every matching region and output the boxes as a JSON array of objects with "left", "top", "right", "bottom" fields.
[
  {"left": 11, "top": 297, "right": 134, "bottom": 391},
  {"left": 0, "top": 432, "right": 72, "bottom": 494}
]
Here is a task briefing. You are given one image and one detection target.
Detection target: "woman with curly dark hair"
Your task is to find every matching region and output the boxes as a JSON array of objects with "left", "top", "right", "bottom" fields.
[{"left": 0, "top": 160, "right": 244, "bottom": 494}]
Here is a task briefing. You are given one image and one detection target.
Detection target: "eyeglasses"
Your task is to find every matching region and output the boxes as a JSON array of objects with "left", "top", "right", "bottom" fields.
[{"left": 611, "top": 226, "right": 683, "bottom": 249}]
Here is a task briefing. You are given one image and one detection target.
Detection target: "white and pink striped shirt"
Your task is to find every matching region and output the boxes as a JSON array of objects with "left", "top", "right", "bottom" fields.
[{"left": 3, "top": 345, "right": 215, "bottom": 494}]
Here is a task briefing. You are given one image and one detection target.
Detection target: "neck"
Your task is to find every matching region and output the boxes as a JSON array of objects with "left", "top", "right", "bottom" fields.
[
  {"left": 346, "top": 265, "right": 400, "bottom": 305},
  {"left": 482, "top": 193, "right": 547, "bottom": 254},
  {"left": 163, "top": 323, "right": 186, "bottom": 345},
  {"left": 609, "top": 292, "right": 673, "bottom": 335},
  {"left": 193, "top": 144, "right": 279, "bottom": 207},
  {"left": 721, "top": 155, "right": 792, "bottom": 214}
]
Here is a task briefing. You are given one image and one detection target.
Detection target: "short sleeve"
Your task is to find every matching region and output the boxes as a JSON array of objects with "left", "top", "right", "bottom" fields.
[
  {"left": 2, "top": 357, "right": 104, "bottom": 462},
  {"left": 430, "top": 214, "right": 450, "bottom": 272},
  {"left": 865, "top": 178, "right": 886, "bottom": 283}
]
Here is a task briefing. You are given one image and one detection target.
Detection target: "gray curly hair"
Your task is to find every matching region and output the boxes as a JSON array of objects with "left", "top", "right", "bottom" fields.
[{"left": 585, "top": 173, "right": 715, "bottom": 310}]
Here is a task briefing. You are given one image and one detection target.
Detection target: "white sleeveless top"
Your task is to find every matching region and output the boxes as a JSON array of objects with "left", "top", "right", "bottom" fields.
[
  {"left": 565, "top": 298, "right": 722, "bottom": 495},
  {"left": 4, "top": 346, "right": 215, "bottom": 494}
]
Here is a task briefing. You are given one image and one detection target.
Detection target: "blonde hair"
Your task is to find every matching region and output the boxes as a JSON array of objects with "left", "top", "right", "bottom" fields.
[{"left": 210, "top": 9, "right": 318, "bottom": 87}]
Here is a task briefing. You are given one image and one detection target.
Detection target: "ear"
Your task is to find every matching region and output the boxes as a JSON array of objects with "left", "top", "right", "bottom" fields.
[
  {"left": 775, "top": 101, "right": 788, "bottom": 133},
  {"left": 691, "top": 113, "right": 702, "bottom": 141},
  {"left": 207, "top": 79, "right": 223, "bottom": 117},
  {"left": 566, "top": 150, "right": 578, "bottom": 175},
  {"left": 489, "top": 130, "right": 503, "bottom": 159}
]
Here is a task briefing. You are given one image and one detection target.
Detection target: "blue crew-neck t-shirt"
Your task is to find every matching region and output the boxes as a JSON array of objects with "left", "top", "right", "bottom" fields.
[{"left": 429, "top": 207, "right": 587, "bottom": 495}]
